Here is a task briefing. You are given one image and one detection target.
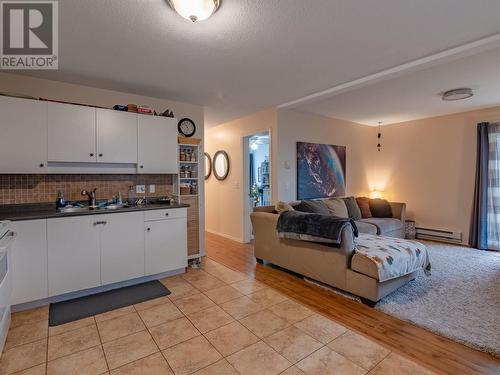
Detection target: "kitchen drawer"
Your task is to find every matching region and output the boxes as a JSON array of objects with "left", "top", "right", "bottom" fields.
[{"left": 144, "top": 208, "right": 187, "bottom": 222}]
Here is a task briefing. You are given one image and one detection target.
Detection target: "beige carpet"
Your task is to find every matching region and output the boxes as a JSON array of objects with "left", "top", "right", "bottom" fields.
[{"left": 376, "top": 241, "right": 500, "bottom": 357}]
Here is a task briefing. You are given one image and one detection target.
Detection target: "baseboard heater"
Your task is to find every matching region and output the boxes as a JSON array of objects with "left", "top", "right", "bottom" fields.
[{"left": 415, "top": 227, "right": 462, "bottom": 244}]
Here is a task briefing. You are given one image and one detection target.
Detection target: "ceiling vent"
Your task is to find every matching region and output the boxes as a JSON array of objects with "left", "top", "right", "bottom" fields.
[{"left": 442, "top": 88, "right": 474, "bottom": 101}]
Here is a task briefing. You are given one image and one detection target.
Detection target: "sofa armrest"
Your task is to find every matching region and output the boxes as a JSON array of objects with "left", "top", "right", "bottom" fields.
[{"left": 389, "top": 202, "right": 406, "bottom": 222}]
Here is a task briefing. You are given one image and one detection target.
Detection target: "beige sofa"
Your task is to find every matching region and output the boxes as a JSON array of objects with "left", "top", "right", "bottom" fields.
[{"left": 250, "top": 202, "right": 416, "bottom": 305}]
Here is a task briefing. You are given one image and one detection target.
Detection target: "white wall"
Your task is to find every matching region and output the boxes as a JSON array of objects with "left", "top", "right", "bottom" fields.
[{"left": 276, "top": 109, "right": 376, "bottom": 202}]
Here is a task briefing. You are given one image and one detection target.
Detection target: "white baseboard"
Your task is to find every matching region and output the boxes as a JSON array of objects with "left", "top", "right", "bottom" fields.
[{"left": 205, "top": 229, "right": 244, "bottom": 243}]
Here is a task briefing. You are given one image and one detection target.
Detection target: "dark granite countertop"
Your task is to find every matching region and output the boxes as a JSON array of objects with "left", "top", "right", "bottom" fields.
[{"left": 0, "top": 201, "right": 189, "bottom": 221}]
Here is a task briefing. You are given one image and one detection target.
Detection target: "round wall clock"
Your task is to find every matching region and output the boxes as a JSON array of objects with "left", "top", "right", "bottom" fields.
[{"left": 178, "top": 118, "right": 196, "bottom": 137}]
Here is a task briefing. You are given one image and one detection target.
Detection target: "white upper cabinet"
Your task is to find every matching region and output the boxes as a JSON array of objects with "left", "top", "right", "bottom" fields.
[
  {"left": 138, "top": 116, "right": 178, "bottom": 174},
  {"left": 0, "top": 96, "right": 47, "bottom": 173},
  {"left": 96, "top": 109, "right": 138, "bottom": 164},
  {"left": 48, "top": 102, "right": 97, "bottom": 163}
]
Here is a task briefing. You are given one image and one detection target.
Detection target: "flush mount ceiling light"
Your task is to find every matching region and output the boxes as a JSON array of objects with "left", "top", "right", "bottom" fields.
[
  {"left": 167, "top": 0, "right": 220, "bottom": 22},
  {"left": 442, "top": 88, "right": 474, "bottom": 101}
]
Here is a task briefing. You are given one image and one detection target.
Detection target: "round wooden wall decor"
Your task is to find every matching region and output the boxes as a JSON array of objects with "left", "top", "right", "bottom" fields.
[
  {"left": 204, "top": 152, "right": 212, "bottom": 180},
  {"left": 213, "top": 150, "right": 230, "bottom": 181}
]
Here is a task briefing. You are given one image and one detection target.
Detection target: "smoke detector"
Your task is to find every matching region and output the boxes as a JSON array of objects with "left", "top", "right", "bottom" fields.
[{"left": 442, "top": 88, "right": 474, "bottom": 101}]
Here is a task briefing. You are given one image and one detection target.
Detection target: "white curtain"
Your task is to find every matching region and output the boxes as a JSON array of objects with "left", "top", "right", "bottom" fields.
[{"left": 486, "top": 124, "right": 500, "bottom": 250}]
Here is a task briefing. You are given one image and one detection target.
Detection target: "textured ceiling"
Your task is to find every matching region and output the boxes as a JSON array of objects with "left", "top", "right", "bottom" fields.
[
  {"left": 21, "top": 0, "right": 500, "bottom": 127},
  {"left": 295, "top": 47, "right": 500, "bottom": 126}
]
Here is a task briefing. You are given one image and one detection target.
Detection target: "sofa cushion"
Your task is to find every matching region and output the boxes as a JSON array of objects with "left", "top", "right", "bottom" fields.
[
  {"left": 294, "top": 200, "right": 330, "bottom": 215},
  {"left": 324, "top": 198, "right": 348, "bottom": 218},
  {"left": 343, "top": 197, "right": 362, "bottom": 220},
  {"left": 275, "top": 201, "right": 295, "bottom": 214},
  {"left": 356, "top": 197, "right": 372, "bottom": 218},
  {"left": 355, "top": 221, "right": 378, "bottom": 235},
  {"left": 369, "top": 199, "right": 393, "bottom": 218},
  {"left": 358, "top": 218, "right": 403, "bottom": 235},
  {"left": 351, "top": 252, "right": 379, "bottom": 279}
]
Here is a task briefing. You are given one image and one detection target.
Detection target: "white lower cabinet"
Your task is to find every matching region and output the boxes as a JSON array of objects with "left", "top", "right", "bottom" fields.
[
  {"left": 48, "top": 216, "right": 101, "bottom": 297},
  {"left": 100, "top": 212, "right": 145, "bottom": 285},
  {"left": 145, "top": 214, "right": 187, "bottom": 276},
  {"left": 11, "top": 220, "right": 48, "bottom": 305}
]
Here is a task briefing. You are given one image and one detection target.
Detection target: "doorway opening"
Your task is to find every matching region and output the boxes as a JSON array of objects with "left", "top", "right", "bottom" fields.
[{"left": 243, "top": 131, "right": 271, "bottom": 243}]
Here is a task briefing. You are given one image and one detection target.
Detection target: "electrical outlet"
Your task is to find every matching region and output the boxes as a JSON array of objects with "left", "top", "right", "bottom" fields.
[
  {"left": 136, "top": 185, "right": 146, "bottom": 194},
  {"left": 149, "top": 184, "right": 156, "bottom": 193}
]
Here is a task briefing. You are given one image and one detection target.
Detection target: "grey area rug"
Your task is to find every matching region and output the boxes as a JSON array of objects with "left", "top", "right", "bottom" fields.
[{"left": 375, "top": 241, "right": 500, "bottom": 358}]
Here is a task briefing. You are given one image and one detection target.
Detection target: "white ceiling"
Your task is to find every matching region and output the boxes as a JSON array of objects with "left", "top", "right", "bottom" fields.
[
  {"left": 21, "top": 0, "right": 500, "bottom": 127},
  {"left": 294, "top": 47, "right": 500, "bottom": 126}
]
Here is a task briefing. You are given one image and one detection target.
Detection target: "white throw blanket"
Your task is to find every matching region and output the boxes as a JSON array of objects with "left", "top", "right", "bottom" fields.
[{"left": 354, "top": 234, "right": 431, "bottom": 282}]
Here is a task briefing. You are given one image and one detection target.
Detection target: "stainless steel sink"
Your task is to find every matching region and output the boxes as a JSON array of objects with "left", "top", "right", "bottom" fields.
[
  {"left": 104, "top": 204, "right": 129, "bottom": 210},
  {"left": 57, "top": 206, "right": 93, "bottom": 213}
]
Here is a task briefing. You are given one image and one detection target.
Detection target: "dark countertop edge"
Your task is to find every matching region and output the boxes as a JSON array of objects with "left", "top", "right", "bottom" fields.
[{"left": 0, "top": 203, "right": 190, "bottom": 222}]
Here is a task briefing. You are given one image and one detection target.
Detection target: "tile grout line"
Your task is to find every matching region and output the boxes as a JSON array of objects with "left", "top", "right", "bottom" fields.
[{"left": 93, "top": 315, "right": 111, "bottom": 374}]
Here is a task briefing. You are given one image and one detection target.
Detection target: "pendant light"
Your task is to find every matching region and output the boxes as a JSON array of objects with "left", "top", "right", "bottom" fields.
[
  {"left": 167, "top": 0, "right": 220, "bottom": 22},
  {"left": 377, "top": 121, "right": 382, "bottom": 152}
]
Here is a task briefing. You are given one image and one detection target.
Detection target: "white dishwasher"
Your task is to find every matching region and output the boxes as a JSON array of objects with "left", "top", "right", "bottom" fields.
[{"left": 0, "top": 221, "right": 15, "bottom": 353}]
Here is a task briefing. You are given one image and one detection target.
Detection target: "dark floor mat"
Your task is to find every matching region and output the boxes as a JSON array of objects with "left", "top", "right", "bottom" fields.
[{"left": 49, "top": 280, "right": 170, "bottom": 326}]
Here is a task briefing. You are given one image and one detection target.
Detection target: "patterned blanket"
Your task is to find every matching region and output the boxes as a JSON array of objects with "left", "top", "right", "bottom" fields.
[{"left": 355, "top": 234, "right": 431, "bottom": 282}]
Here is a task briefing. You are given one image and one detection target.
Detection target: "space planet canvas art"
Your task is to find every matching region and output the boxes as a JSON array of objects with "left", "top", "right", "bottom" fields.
[{"left": 297, "top": 142, "right": 346, "bottom": 199}]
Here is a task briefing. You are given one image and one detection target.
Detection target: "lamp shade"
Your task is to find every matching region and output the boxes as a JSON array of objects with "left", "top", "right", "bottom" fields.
[{"left": 168, "top": 0, "right": 220, "bottom": 22}]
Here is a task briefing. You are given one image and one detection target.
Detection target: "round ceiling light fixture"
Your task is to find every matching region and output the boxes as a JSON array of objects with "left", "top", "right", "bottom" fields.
[
  {"left": 442, "top": 88, "right": 474, "bottom": 101},
  {"left": 167, "top": 0, "right": 220, "bottom": 22}
]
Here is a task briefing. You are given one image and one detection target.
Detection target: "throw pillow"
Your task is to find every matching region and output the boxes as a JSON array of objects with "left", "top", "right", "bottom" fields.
[
  {"left": 275, "top": 201, "right": 295, "bottom": 214},
  {"left": 369, "top": 199, "right": 393, "bottom": 218},
  {"left": 343, "top": 196, "right": 362, "bottom": 220},
  {"left": 356, "top": 197, "right": 372, "bottom": 218},
  {"left": 324, "top": 198, "right": 349, "bottom": 218},
  {"left": 294, "top": 200, "right": 330, "bottom": 215}
]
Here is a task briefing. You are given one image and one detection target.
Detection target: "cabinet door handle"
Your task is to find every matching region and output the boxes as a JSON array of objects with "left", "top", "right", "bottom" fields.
[
  {"left": 146, "top": 228, "right": 151, "bottom": 232},
  {"left": 39, "top": 163, "right": 44, "bottom": 168},
  {"left": 98, "top": 153, "right": 103, "bottom": 157},
  {"left": 165, "top": 213, "right": 169, "bottom": 216},
  {"left": 93, "top": 221, "right": 107, "bottom": 226},
  {"left": 90, "top": 153, "right": 94, "bottom": 157},
  {"left": 140, "top": 165, "right": 144, "bottom": 169}
]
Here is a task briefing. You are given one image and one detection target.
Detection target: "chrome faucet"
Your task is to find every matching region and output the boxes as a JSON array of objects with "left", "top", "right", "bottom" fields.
[{"left": 81, "top": 188, "right": 97, "bottom": 207}]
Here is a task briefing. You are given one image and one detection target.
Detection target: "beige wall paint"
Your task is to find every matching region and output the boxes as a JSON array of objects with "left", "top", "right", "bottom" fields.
[
  {"left": 0, "top": 72, "right": 206, "bottom": 253},
  {"left": 205, "top": 108, "right": 277, "bottom": 242},
  {"left": 276, "top": 109, "right": 376, "bottom": 202},
  {"left": 373, "top": 106, "right": 500, "bottom": 244}
]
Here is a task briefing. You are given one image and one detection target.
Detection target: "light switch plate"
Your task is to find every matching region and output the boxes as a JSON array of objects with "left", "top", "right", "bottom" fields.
[
  {"left": 136, "top": 185, "right": 146, "bottom": 194},
  {"left": 149, "top": 184, "right": 156, "bottom": 193}
]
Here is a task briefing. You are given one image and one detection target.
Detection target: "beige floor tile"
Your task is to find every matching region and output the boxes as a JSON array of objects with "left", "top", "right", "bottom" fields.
[
  {"left": 186, "top": 305, "right": 234, "bottom": 334},
  {"left": 192, "top": 359, "right": 238, "bottom": 375},
  {"left": 14, "top": 364, "right": 47, "bottom": 375},
  {"left": 226, "top": 341, "right": 291, "bottom": 375},
  {"left": 162, "top": 336, "right": 222, "bottom": 375},
  {"left": 293, "top": 314, "right": 347, "bottom": 344},
  {"left": 205, "top": 268, "right": 248, "bottom": 284},
  {"left": 328, "top": 331, "right": 390, "bottom": 371},
  {"left": 239, "top": 310, "right": 290, "bottom": 338},
  {"left": 137, "top": 302, "right": 183, "bottom": 328},
  {"left": 110, "top": 352, "right": 173, "bottom": 375},
  {"left": 46, "top": 345, "right": 107, "bottom": 375},
  {"left": 149, "top": 317, "right": 200, "bottom": 350},
  {"left": 188, "top": 276, "right": 226, "bottom": 293},
  {"left": 49, "top": 317, "right": 95, "bottom": 337},
  {"left": 264, "top": 326, "right": 323, "bottom": 364},
  {"left": 48, "top": 324, "right": 100, "bottom": 361},
  {"left": 219, "top": 296, "right": 265, "bottom": 319},
  {"left": 11, "top": 307, "right": 48, "bottom": 329},
  {"left": 203, "top": 285, "right": 243, "bottom": 304},
  {"left": 134, "top": 296, "right": 172, "bottom": 312},
  {"left": 268, "top": 301, "right": 314, "bottom": 324},
  {"left": 167, "top": 283, "right": 200, "bottom": 301},
  {"left": 369, "top": 353, "right": 437, "bottom": 375},
  {"left": 160, "top": 275, "right": 189, "bottom": 288},
  {"left": 247, "top": 289, "right": 288, "bottom": 308},
  {"left": 4, "top": 320, "right": 47, "bottom": 350},
  {"left": 280, "top": 366, "right": 305, "bottom": 375},
  {"left": 173, "top": 293, "right": 215, "bottom": 315},
  {"left": 181, "top": 270, "right": 213, "bottom": 283},
  {"left": 0, "top": 338, "right": 47, "bottom": 374},
  {"left": 296, "top": 346, "right": 365, "bottom": 375},
  {"left": 230, "top": 279, "right": 267, "bottom": 295},
  {"left": 95, "top": 306, "right": 136, "bottom": 323},
  {"left": 205, "top": 321, "right": 259, "bottom": 356},
  {"left": 97, "top": 313, "right": 145, "bottom": 343},
  {"left": 102, "top": 331, "right": 158, "bottom": 370}
]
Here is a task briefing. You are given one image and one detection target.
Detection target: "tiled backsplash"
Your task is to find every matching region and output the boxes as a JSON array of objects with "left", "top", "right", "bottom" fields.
[{"left": 0, "top": 174, "right": 174, "bottom": 204}]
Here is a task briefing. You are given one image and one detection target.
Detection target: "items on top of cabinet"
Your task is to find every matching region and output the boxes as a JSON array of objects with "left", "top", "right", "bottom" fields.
[
  {"left": 160, "top": 109, "right": 175, "bottom": 118},
  {"left": 113, "top": 105, "right": 128, "bottom": 111},
  {"left": 127, "top": 104, "right": 138, "bottom": 112},
  {"left": 137, "top": 105, "right": 154, "bottom": 115}
]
